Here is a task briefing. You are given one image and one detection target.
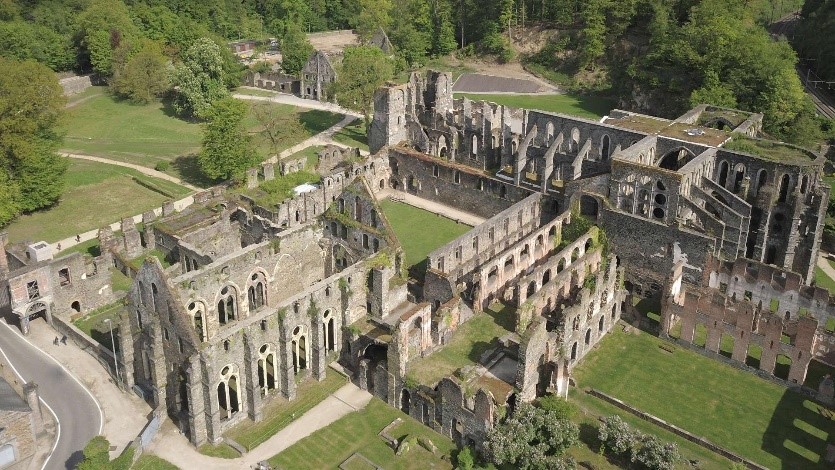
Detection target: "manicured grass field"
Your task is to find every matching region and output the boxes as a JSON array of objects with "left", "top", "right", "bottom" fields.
[
  {"left": 815, "top": 264, "right": 835, "bottom": 292},
  {"left": 197, "top": 443, "right": 239, "bottom": 459},
  {"left": 131, "top": 454, "right": 179, "bottom": 470},
  {"left": 454, "top": 93, "right": 614, "bottom": 120},
  {"left": 331, "top": 118, "right": 369, "bottom": 151},
  {"left": 573, "top": 328, "right": 832, "bottom": 469},
  {"left": 268, "top": 398, "right": 456, "bottom": 469},
  {"left": 4, "top": 159, "right": 191, "bottom": 244},
  {"left": 378, "top": 200, "right": 471, "bottom": 268},
  {"left": 226, "top": 369, "right": 347, "bottom": 451},
  {"left": 407, "top": 303, "right": 514, "bottom": 386},
  {"left": 61, "top": 91, "right": 343, "bottom": 184}
]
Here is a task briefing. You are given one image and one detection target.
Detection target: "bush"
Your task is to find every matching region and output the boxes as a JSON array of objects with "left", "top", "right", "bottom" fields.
[
  {"left": 457, "top": 446, "right": 475, "bottom": 470},
  {"left": 598, "top": 415, "right": 633, "bottom": 455},
  {"left": 634, "top": 435, "right": 680, "bottom": 470},
  {"left": 537, "top": 394, "right": 576, "bottom": 420},
  {"left": 154, "top": 161, "right": 170, "bottom": 172}
]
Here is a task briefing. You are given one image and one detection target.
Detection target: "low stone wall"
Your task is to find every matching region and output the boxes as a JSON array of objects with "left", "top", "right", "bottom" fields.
[
  {"left": 586, "top": 388, "right": 767, "bottom": 470},
  {"left": 59, "top": 74, "right": 97, "bottom": 96},
  {"left": 50, "top": 314, "right": 119, "bottom": 381}
]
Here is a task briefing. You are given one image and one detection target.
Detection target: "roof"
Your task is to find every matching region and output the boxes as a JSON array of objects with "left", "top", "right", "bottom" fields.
[{"left": 0, "top": 377, "right": 29, "bottom": 412}]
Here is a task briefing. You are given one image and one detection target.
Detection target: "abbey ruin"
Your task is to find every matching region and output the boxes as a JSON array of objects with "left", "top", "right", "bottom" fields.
[{"left": 2, "top": 70, "right": 833, "bottom": 451}]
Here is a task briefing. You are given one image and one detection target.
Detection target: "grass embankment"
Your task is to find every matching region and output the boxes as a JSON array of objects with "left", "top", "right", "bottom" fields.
[
  {"left": 453, "top": 93, "right": 614, "bottom": 120},
  {"left": 72, "top": 302, "right": 126, "bottom": 351},
  {"left": 378, "top": 200, "right": 471, "bottom": 269},
  {"left": 131, "top": 454, "right": 179, "bottom": 469},
  {"left": 4, "top": 159, "right": 191, "bottom": 244},
  {"left": 268, "top": 398, "right": 456, "bottom": 469},
  {"left": 573, "top": 327, "right": 833, "bottom": 469},
  {"left": 331, "top": 119, "right": 369, "bottom": 151},
  {"left": 226, "top": 369, "right": 347, "bottom": 451}
]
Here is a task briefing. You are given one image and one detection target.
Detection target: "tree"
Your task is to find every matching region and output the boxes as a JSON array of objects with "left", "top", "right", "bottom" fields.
[
  {"left": 349, "top": 0, "right": 393, "bottom": 41},
  {"left": 333, "top": 46, "right": 394, "bottom": 121},
  {"left": 77, "top": 436, "right": 110, "bottom": 470},
  {"left": 634, "top": 435, "right": 680, "bottom": 470},
  {"left": 112, "top": 41, "right": 171, "bottom": 103},
  {"left": 198, "top": 98, "right": 257, "bottom": 181},
  {"left": 485, "top": 402, "right": 579, "bottom": 470},
  {"left": 0, "top": 21, "right": 75, "bottom": 71},
  {"left": 0, "top": 58, "right": 67, "bottom": 226},
  {"left": 536, "top": 394, "right": 576, "bottom": 420},
  {"left": 388, "top": 0, "right": 432, "bottom": 67},
  {"left": 598, "top": 415, "right": 634, "bottom": 455},
  {"left": 172, "top": 38, "right": 230, "bottom": 119},
  {"left": 280, "top": 24, "right": 315, "bottom": 76},
  {"left": 75, "top": 0, "right": 138, "bottom": 76},
  {"left": 250, "top": 102, "right": 307, "bottom": 156}
]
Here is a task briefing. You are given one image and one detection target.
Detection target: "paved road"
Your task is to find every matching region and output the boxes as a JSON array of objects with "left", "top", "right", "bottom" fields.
[{"left": 0, "top": 320, "right": 102, "bottom": 470}]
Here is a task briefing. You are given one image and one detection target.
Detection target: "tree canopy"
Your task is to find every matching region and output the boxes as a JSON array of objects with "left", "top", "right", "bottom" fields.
[
  {"left": 279, "top": 24, "right": 314, "bottom": 77},
  {"left": 198, "top": 97, "right": 257, "bottom": 182},
  {"left": 0, "top": 57, "right": 67, "bottom": 227},
  {"left": 172, "top": 38, "right": 230, "bottom": 119},
  {"left": 333, "top": 45, "right": 394, "bottom": 120}
]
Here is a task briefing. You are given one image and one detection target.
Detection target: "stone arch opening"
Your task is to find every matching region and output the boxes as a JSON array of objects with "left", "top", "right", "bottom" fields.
[
  {"left": 601, "top": 134, "right": 611, "bottom": 160},
  {"left": 362, "top": 343, "right": 388, "bottom": 393},
  {"left": 774, "top": 354, "right": 792, "bottom": 380},
  {"left": 438, "top": 135, "right": 448, "bottom": 158},
  {"left": 778, "top": 174, "right": 790, "bottom": 202},
  {"left": 400, "top": 388, "right": 411, "bottom": 414},
  {"left": 71, "top": 300, "right": 81, "bottom": 313},
  {"left": 694, "top": 324, "right": 707, "bottom": 348},
  {"left": 570, "top": 342, "right": 577, "bottom": 361},
  {"left": 585, "top": 328, "right": 591, "bottom": 345},
  {"left": 658, "top": 147, "right": 695, "bottom": 171},
  {"left": 579, "top": 195, "right": 599, "bottom": 218},
  {"left": 720, "top": 333, "right": 734, "bottom": 359},
  {"left": 151, "top": 283, "right": 159, "bottom": 312},
  {"left": 542, "top": 269, "right": 551, "bottom": 286},
  {"left": 258, "top": 344, "right": 277, "bottom": 391},
  {"left": 471, "top": 134, "right": 478, "bottom": 156},
  {"left": 718, "top": 161, "right": 729, "bottom": 187},
  {"left": 545, "top": 122, "right": 555, "bottom": 146},
  {"left": 323, "top": 310, "right": 336, "bottom": 352},
  {"left": 217, "top": 366, "right": 240, "bottom": 421},
  {"left": 189, "top": 302, "right": 207, "bottom": 341},
  {"left": 732, "top": 163, "right": 745, "bottom": 194},
  {"left": 598, "top": 316, "right": 604, "bottom": 332},
  {"left": 248, "top": 272, "right": 267, "bottom": 311},
  {"left": 291, "top": 326, "right": 308, "bottom": 374},
  {"left": 570, "top": 128, "right": 580, "bottom": 152},
  {"left": 217, "top": 286, "right": 237, "bottom": 324},
  {"left": 800, "top": 174, "right": 809, "bottom": 193}
]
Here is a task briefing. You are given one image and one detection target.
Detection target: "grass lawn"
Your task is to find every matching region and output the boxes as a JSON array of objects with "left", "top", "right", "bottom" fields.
[
  {"left": 568, "top": 389, "right": 733, "bottom": 470},
  {"left": 72, "top": 302, "right": 126, "bottom": 351},
  {"left": 573, "top": 327, "right": 833, "bottom": 469},
  {"left": 283, "top": 145, "right": 325, "bottom": 170},
  {"left": 197, "top": 443, "right": 239, "bottom": 459},
  {"left": 4, "top": 159, "right": 191, "bottom": 244},
  {"left": 453, "top": 93, "right": 614, "bottom": 120},
  {"left": 268, "top": 398, "right": 456, "bottom": 470},
  {"left": 378, "top": 200, "right": 471, "bottom": 269},
  {"left": 131, "top": 454, "right": 179, "bottom": 470},
  {"left": 407, "top": 303, "right": 514, "bottom": 386},
  {"left": 814, "top": 265, "right": 835, "bottom": 292},
  {"left": 61, "top": 91, "right": 343, "bottom": 186},
  {"left": 331, "top": 118, "right": 369, "bottom": 151},
  {"left": 226, "top": 368, "right": 347, "bottom": 451}
]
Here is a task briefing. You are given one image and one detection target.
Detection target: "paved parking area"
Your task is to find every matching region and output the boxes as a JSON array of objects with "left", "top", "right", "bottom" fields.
[{"left": 452, "top": 73, "right": 546, "bottom": 93}]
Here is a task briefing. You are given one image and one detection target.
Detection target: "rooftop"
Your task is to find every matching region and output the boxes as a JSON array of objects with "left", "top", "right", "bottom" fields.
[
  {"left": 0, "top": 377, "right": 29, "bottom": 412},
  {"left": 722, "top": 136, "right": 819, "bottom": 165}
]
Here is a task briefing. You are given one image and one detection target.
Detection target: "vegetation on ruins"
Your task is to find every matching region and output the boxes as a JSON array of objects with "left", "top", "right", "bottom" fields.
[
  {"left": 0, "top": 57, "right": 67, "bottom": 227},
  {"left": 484, "top": 402, "right": 579, "bottom": 470},
  {"left": 198, "top": 97, "right": 257, "bottom": 181}
]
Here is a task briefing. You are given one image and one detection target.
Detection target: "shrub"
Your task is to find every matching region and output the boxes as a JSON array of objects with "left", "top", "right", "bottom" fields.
[
  {"left": 598, "top": 415, "right": 633, "bottom": 455},
  {"left": 457, "top": 446, "right": 475, "bottom": 470},
  {"left": 634, "top": 435, "right": 680, "bottom": 470},
  {"left": 154, "top": 161, "right": 170, "bottom": 172},
  {"left": 536, "top": 394, "right": 576, "bottom": 420}
]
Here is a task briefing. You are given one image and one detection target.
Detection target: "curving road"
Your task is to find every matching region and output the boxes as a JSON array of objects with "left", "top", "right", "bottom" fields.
[{"left": 0, "top": 320, "right": 102, "bottom": 470}]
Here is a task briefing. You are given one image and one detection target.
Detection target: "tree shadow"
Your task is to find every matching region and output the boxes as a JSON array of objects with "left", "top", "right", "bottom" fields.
[
  {"left": 299, "top": 109, "right": 343, "bottom": 134},
  {"left": 172, "top": 154, "right": 218, "bottom": 188},
  {"left": 761, "top": 388, "right": 832, "bottom": 469}
]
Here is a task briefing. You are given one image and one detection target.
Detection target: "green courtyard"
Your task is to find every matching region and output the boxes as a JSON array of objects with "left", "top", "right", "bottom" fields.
[
  {"left": 573, "top": 327, "right": 833, "bottom": 469},
  {"left": 268, "top": 398, "right": 456, "bottom": 469},
  {"left": 378, "top": 200, "right": 472, "bottom": 269},
  {"left": 4, "top": 159, "right": 192, "bottom": 244},
  {"left": 453, "top": 93, "right": 615, "bottom": 120}
]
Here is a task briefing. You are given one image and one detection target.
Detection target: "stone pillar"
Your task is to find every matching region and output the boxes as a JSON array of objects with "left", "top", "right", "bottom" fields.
[
  {"left": 162, "top": 201, "right": 176, "bottom": 217},
  {"left": 731, "top": 331, "right": 748, "bottom": 362},
  {"left": 242, "top": 332, "right": 262, "bottom": 422},
  {"left": 705, "top": 324, "right": 721, "bottom": 353},
  {"left": 312, "top": 315, "right": 326, "bottom": 381},
  {"left": 142, "top": 212, "right": 157, "bottom": 250},
  {"left": 279, "top": 332, "right": 297, "bottom": 401},
  {"left": 150, "top": 323, "right": 168, "bottom": 408},
  {"left": 262, "top": 163, "right": 275, "bottom": 181},
  {"left": 246, "top": 168, "right": 259, "bottom": 189},
  {"left": 23, "top": 383, "right": 43, "bottom": 434},
  {"left": 98, "top": 226, "right": 120, "bottom": 255},
  {"left": 0, "top": 231, "right": 8, "bottom": 276},
  {"left": 119, "top": 316, "right": 135, "bottom": 389},
  {"left": 122, "top": 217, "right": 143, "bottom": 259},
  {"left": 187, "top": 355, "right": 208, "bottom": 446}
]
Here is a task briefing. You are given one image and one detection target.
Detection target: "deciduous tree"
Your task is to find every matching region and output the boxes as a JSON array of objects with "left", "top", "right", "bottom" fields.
[
  {"left": 172, "top": 38, "right": 229, "bottom": 119},
  {"left": 280, "top": 24, "right": 314, "bottom": 76},
  {"left": 198, "top": 98, "right": 257, "bottom": 181},
  {"left": 332, "top": 46, "right": 394, "bottom": 122},
  {"left": 112, "top": 40, "right": 171, "bottom": 103}
]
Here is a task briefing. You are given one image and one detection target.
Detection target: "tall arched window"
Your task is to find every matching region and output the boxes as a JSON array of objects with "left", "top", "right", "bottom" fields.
[
  {"left": 258, "top": 344, "right": 277, "bottom": 391},
  {"left": 217, "top": 365, "right": 240, "bottom": 420},
  {"left": 291, "top": 326, "right": 308, "bottom": 374},
  {"left": 323, "top": 310, "right": 336, "bottom": 352},
  {"left": 189, "top": 302, "right": 207, "bottom": 341},
  {"left": 778, "top": 174, "right": 790, "bottom": 202},
  {"left": 217, "top": 286, "right": 237, "bottom": 324}
]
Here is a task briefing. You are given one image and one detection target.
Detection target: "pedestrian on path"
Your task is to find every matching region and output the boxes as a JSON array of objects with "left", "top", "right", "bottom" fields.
[
  {"left": 56, "top": 243, "right": 61, "bottom": 251},
  {"left": 75, "top": 234, "right": 81, "bottom": 243},
  {"left": 61, "top": 335, "right": 67, "bottom": 345},
  {"left": 53, "top": 337, "right": 59, "bottom": 346}
]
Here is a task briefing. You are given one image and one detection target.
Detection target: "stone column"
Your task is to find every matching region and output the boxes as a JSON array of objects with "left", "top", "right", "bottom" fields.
[
  {"left": 23, "top": 383, "right": 43, "bottom": 434},
  {"left": 279, "top": 332, "right": 297, "bottom": 401},
  {"left": 187, "top": 355, "right": 208, "bottom": 446},
  {"left": 242, "top": 332, "right": 262, "bottom": 422},
  {"left": 119, "top": 316, "right": 135, "bottom": 389},
  {"left": 311, "top": 315, "right": 326, "bottom": 381}
]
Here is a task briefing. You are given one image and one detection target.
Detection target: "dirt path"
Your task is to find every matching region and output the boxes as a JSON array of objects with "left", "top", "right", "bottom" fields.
[
  {"left": 63, "top": 153, "right": 200, "bottom": 190},
  {"left": 376, "top": 189, "right": 486, "bottom": 227},
  {"left": 234, "top": 90, "right": 363, "bottom": 118}
]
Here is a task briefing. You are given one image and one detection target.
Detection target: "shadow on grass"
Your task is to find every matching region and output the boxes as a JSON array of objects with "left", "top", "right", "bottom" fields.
[
  {"left": 299, "top": 109, "right": 343, "bottom": 134},
  {"left": 762, "top": 389, "right": 832, "bottom": 469},
  {"left": 172, "top": 154, "right": 219, "bottom": 188}
]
